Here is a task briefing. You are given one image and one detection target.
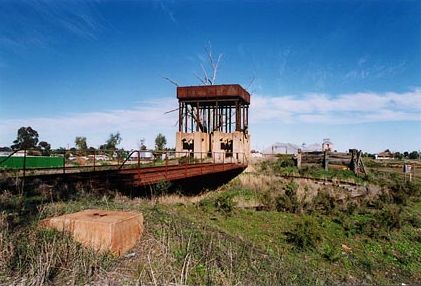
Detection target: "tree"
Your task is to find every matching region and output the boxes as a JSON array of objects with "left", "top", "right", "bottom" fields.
[
  {"left": 11, "top": 126, "right": 39, "bottom": 150},
  {"left": 155, "top": 133, "right": 167, "bottom": 151},
  {"left": 408, "top": 151, "right": 420, "bottom": 160},
  {"left": 162, "top": 42, "right": 223, "bottom": 87},
  {"left": 100, "top": 132, "right": 122, "bottom": 150},
  {"left": 75, "top": 136, "right": 88, "bottom": 151},
  {"left": 394, "top": 152, "right": 403, "bottom": 160},
  {"left": 193, "top": 42, "right": 223, "bottom": 85},
  {"left": 38, "top": 141, "right": 51, "bottom": 156}
]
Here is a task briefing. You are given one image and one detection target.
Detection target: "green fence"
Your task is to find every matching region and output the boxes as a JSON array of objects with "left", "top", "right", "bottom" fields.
[{"left": 0, "top": 156, "right": 64, "bottom": 169}]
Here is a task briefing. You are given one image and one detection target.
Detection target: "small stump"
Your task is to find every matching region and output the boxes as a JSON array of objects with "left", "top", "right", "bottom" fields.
[{"left": 40, "top": 209, "right": 143, "bottom": 255}]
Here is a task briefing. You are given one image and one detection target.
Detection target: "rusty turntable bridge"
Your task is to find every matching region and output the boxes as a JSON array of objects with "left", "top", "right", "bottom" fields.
[
  {"left": 0, "top": 149, "right": 248, "bottom": 192},
  {"left": 0, "top": 84, "right": 251, "bottom": 192}
]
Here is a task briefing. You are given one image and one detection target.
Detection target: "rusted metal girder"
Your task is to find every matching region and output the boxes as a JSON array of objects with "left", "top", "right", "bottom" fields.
[
  {"left": 0, "top": 163, "right": 247, "bottom": 191},
  {"left": 119, "top": 163, "right": 246, "bottom": 186},
  {"left": 177, "top": 84, "right": 251, "bottom": 104}
]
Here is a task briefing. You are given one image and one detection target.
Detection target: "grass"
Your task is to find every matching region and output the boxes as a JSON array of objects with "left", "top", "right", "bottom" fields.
[
  {"left": 173, "top": 198, "right": 421, "bottom": 284},
  {"left": 0, "top": 160, "right": 420, "bottom": 285}
]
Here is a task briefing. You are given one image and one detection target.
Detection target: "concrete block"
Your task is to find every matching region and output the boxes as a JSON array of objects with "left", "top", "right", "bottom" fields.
[{"left": 40, "top": 209, "right": 143, "bottom": 255}]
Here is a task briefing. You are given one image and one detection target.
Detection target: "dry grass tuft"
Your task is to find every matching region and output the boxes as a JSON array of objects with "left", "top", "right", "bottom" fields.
[{"left": 158, "top": 193, "right": 207, "bottom": 205}]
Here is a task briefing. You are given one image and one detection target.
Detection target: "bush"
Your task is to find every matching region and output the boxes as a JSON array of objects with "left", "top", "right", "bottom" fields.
[
  {"left": 154, "top": 180, "right": 172, "bottom": 197},
  {"left": 258, "top": 157, "right": 298, "bottom": 175},
  {"left": 322, "top": 244, "right": 341, "bottom": 262},
  {"left": 276, "top": 181, "right": 300, "bottom": 213},
  {"left": 284, "top": 181, "right": 299, "bottom": 197},
  {"left": 259, "top": 191, "right": 275, "bottom": 211},
  {"left": 285, "top": 217, "right": 321, "bottom": 251},
  {"left": 214, "top": 194, "right": 236, "bottom": 215},
  {"left": 258, "top": 161, "right": 271, "bottom": 172},
  {"left": 277, "top": 166, "right": 299, "bottom": 176},
  {"left": 274, "top": 156, "right": 296, "bottom": 170},
  {"left": 375, "top": 205, "right": 402, "bottom": 231},
  {"left": 345, "top": 201, "right": 358, "bottom": 215},
  {"left": 276, "top": 194, "right": 293, "bottom": 212},
  {"left": 353, "top": 217, "right": 378, "bottom": 238},
  {"left": 312, "top": 191, "right": 337, "bottom": 215},
  {"left": 347, "top": 205, "right": 403, "bottom": 238},
  {"left": 403, "top": 213, "right": 421, "bottom": 228},
  {"left": 389, "top": 180, "right": 421, "bottom": 205}
]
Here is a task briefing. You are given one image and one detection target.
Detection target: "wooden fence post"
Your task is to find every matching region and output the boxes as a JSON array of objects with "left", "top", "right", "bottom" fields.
[
  {"left": 323, "top": 150, "right": 329, "bottom": 171},
  {"left": 349, "top": 149, "right": 357, "bottom": 174},
  {"left": 296, "top": 149, "right": 302, "bottom": 169}
]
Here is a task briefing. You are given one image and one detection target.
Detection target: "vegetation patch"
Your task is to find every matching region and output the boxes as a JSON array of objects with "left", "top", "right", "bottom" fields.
[{"left": 1, "top": 159, "right": 421, "bottom": 285}]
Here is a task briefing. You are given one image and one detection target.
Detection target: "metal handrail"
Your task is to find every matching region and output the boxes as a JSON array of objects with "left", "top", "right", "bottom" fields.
[
  {"left": 118, "top": 150, "right": 139, "bottom": 170},
  {"left": 0, "top": 148, "right": 249, "bottom": 176}
]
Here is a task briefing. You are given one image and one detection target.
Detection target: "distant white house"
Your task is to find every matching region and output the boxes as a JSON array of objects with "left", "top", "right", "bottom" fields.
[
  {"left": 130, "top": 151, "right": 153, "bottom": 160},
  {"left": 375, "top": 150, "right": 394, "bottom": 160},
  {"left": 0, "top": 150, "right": 26, "bottom": 157}
]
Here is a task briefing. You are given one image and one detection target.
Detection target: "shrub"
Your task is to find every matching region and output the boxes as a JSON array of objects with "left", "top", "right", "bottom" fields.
[
  {"left": 375, "top": 204, "right": 402, "bottom": 231},
  {"left": 285, "top": 217, "right": 321, "bottom": 251},
  {"left": 197, "top": 197, "right": 213, "bottom": 212},
  {"left": 274, "top": 156, "right": 296, "bottom": 170},
  {"left": 258, "top": 161, "right": 271, "bottom": 172},
  {"left": 389, "top": 180, "right": 421, "bottom": 205},
  {"left": 154, "top": 180, "right": 172, "bottom": 197},
  {"left": 276, "top": 181, "right": 300, "bottom": 213},
  {"left": 353, "top": 217, "right": 378, "bottom": 238},
  {"left": 284, "top": 181, "right": 299, "bottom": 197},
  {"left": 403, "top": 213, "right": 421, "bottom": 228},
  {"left": 214, "top": 194, "right": 236, "bottom": 215},
  {"left": 345, "top": 201, "right": 358, "bottom": 215},
  {"left": 312, "top": 191, "right": 336, "bottom": 215},
  {"left": 259, "top": 191, "right": 275, "bottom": 211},
  {"left": 278, "top": 166, "right": 299, "bottom": 176},
  {"left": 322, "top": 244, "right": 341, "bottom": 262},
  {"left": 275, "top": 194, "right": 293, "bottom": 212}
]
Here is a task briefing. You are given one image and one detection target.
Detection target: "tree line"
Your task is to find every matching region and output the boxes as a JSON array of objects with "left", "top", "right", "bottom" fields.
[{"left": 0, "top": 126, "right": 168, "bottom": 155}]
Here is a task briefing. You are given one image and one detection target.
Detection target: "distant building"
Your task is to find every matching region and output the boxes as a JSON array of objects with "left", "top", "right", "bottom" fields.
[
  {"left": 263, "top": 142, "right": 322, "bottom": 154},
  {"left": 129, "top": 151, "right": 153, "bottom": 160},
  {"left": 375, "top": 150, "right": 394, "bottom": 160},
  {"left": 322, "top": 138, "right": 334, "bottom": 152},
  {"left": 250, "top": 150, "right": 263, "bottom": 158},
  {"left": 0, "top": 150, "right": 26, "bottom": 157}
]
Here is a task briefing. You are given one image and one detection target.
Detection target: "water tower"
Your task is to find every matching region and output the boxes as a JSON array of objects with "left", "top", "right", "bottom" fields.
[{"left": 176, "top": 84, "right": 251, "bottom": 163}]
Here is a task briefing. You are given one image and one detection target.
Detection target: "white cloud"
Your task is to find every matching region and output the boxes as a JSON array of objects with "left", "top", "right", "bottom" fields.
[
  {"left": 1, "top": 89, "right": 420, "bottom": 149},
  {"left": 251, "top": 88, "right": 421, "bottom": 124}
]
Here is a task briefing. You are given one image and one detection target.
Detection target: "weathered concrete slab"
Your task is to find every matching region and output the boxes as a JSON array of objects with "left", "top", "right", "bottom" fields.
[{"left": 40, "top": 209, "right": 143, "bottom": 255}]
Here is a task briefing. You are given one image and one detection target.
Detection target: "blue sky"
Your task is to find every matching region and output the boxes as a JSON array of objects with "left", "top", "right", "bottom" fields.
[{"left": 0, "top": 0, "right": 420, "bottom": 153}]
